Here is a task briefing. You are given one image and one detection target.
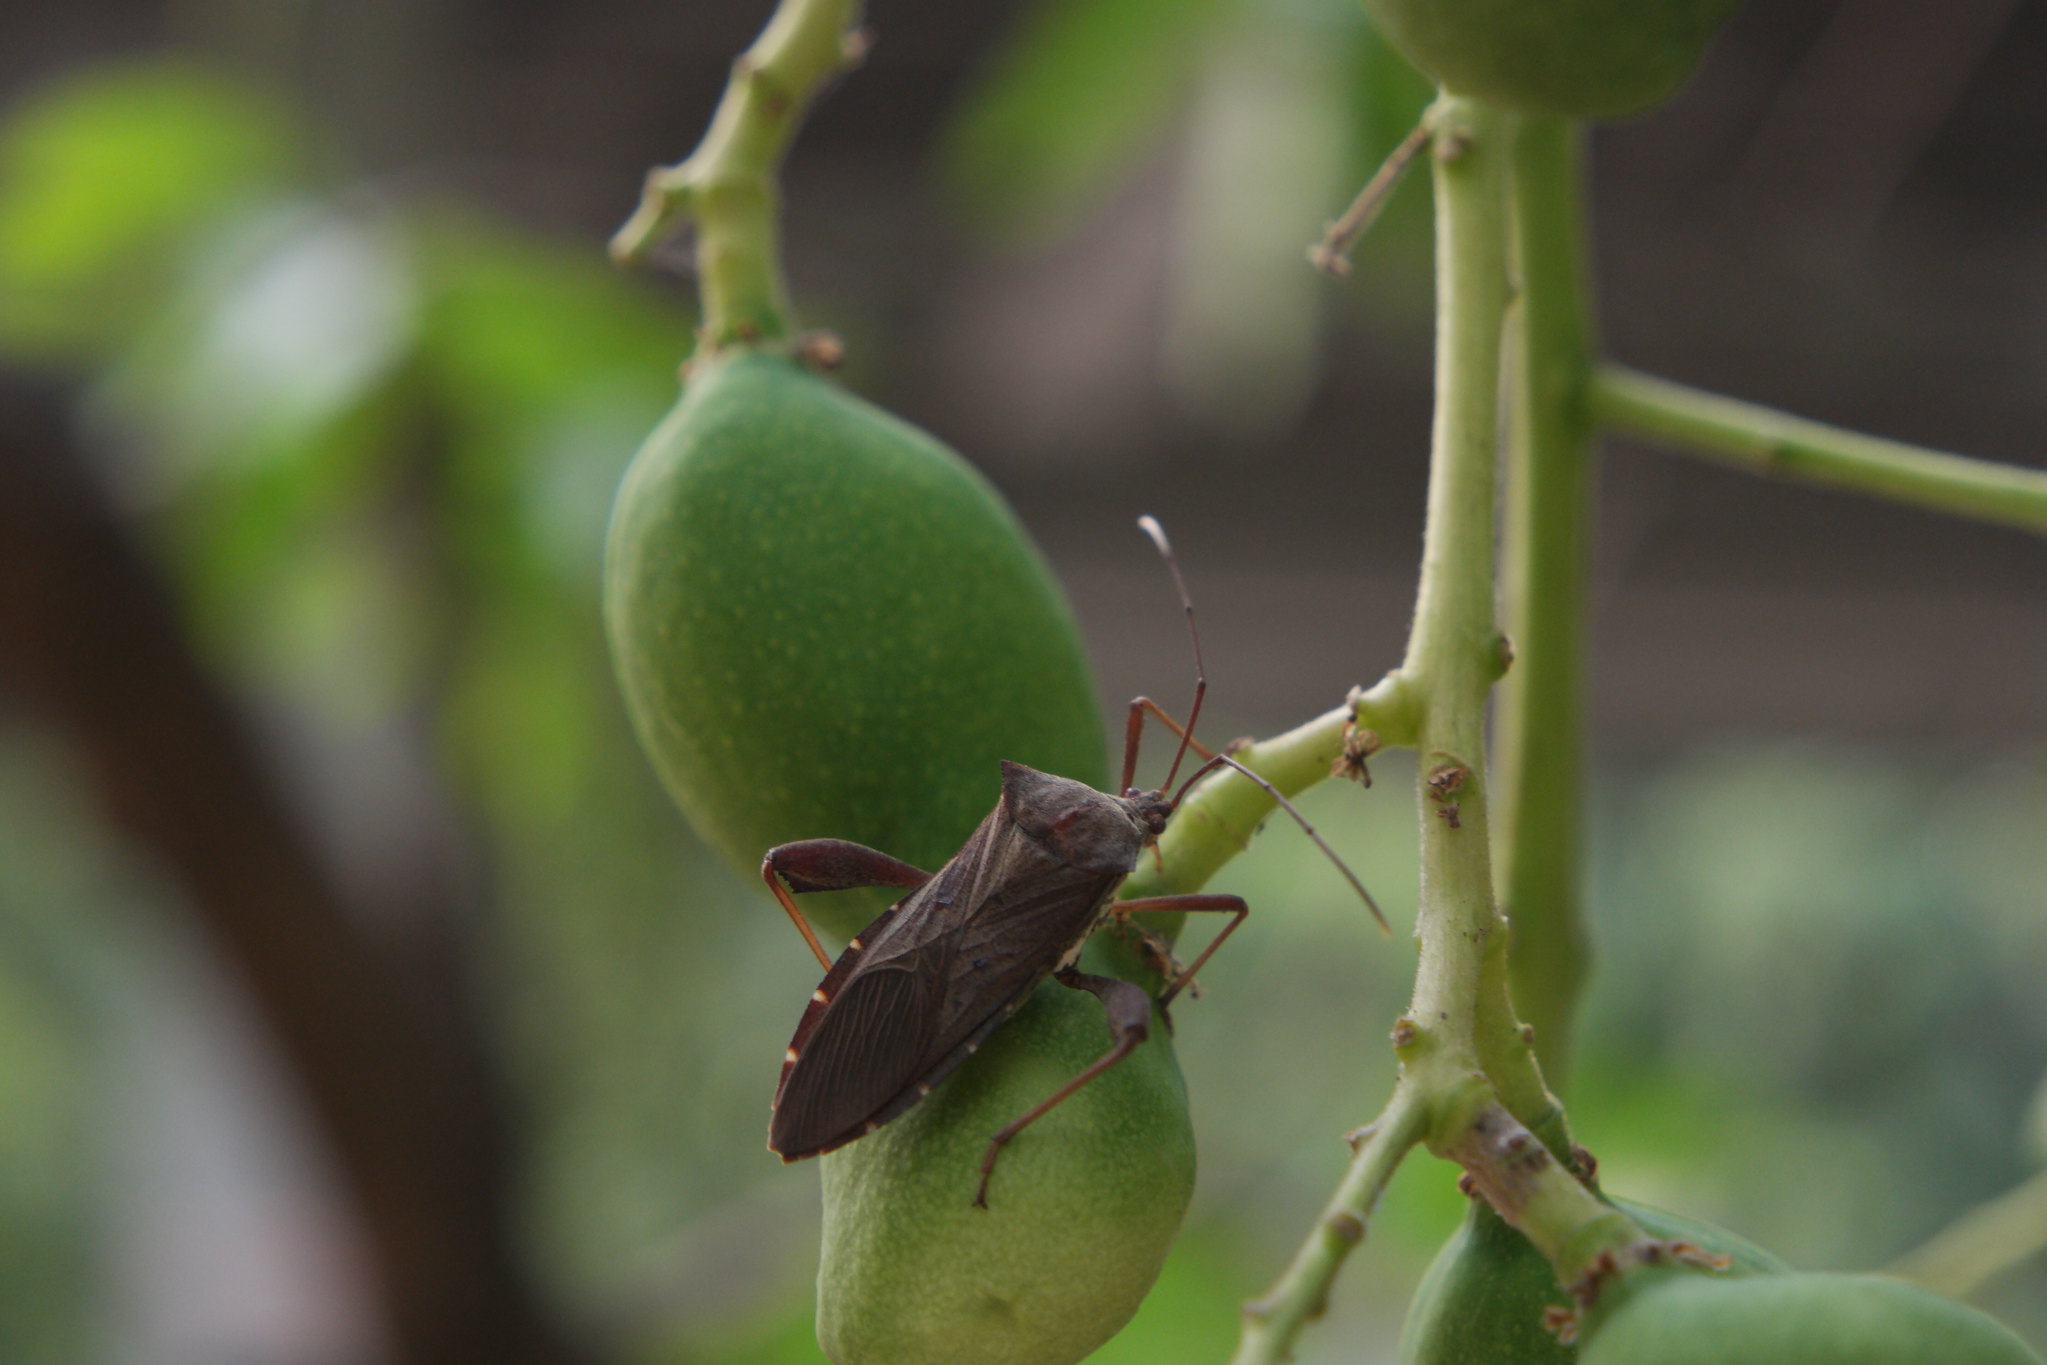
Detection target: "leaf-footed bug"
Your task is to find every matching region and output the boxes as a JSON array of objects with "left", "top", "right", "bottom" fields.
[{"left": 761, "top": 517, "right": 1384, "bottom": 1206}]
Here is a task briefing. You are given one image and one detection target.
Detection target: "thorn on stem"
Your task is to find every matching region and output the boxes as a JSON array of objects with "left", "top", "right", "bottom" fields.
[{"left": 1310, "top": 118, "right": 1431, "bottom": 277}]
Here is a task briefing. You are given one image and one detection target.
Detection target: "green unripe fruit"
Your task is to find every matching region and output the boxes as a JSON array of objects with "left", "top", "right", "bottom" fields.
[
  {"left": 605, "top": 349, "right": 1107, "bottom": 940},
  {"left": 1400, "top": 1195, "right": 1790, "bottom": 1364},
  {"left": 1579, "top": 1271, "right": 2044, "bottom": 1365},
  {"left": 1362, "top": 0, "right": 1746, "bottom": 120},
  {"left": 819, "top": 966, "right": 1195, "bottom": 1365},
  {"left": 606, "top": 347, "right": 1191, "bottom": 1363}
]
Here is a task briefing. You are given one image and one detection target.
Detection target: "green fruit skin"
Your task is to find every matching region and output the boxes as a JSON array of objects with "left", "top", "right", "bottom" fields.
[
  {"left": 818, "top": 963, "right": 1195, "bottom": 1365},
  {"left": 607, "top": 350, "right": 1190, "bottom": 1363},
  {"left": 1580, "top": 1271, "right": 2044, "bottom": 1365},
  {"left": 605, "top": 350, "right": 1107, "bottom": 942},
  {"left": 1400, "top": 1195, "right": 1791, "bottom": 1365},
  {"left": 1362, "top": 0, "right": 1746, "bottom": 119}
]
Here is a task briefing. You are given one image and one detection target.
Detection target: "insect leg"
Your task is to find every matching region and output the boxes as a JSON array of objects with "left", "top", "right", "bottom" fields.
[
  {"left": 1118, "top": 696, "right": 1220, "bottom": 793},
  {"left": 1112, "top": 893, "right": 1249, "bottom": 1010},
  {"left": 761, "top": 840, "right": 930, "bottom": 972},
  {"left": 972, "top": 968, "right": 1152, "bottom": 1209}
]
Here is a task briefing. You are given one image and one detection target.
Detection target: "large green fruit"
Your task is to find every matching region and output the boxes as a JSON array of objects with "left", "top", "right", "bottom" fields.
[
  {"left": 819, "top": 965, "right": 1195, "bottom": 1365},
  {"left": 1362, "top": 0, "right": 1746, "bottom": 119},
  {"left": 1399, "top": 1194, "right": 1790, "bottom": 1364},
  {"left": 605, "top": 348, "right": 1107, "bottom": 940},
  {"left": 606, "top": 347, "right": 1191, "bottom": 1364},
  {"left": 1579, "top": 1271, "right": 2044, "bottom": 1365}
]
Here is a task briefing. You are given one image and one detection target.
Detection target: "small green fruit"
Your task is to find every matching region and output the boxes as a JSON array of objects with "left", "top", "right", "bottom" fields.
[
  {"left": 605, "top": 348, "right": 1106, "bottom": 940},
  {"left": 1400, "top": 1195, "right": 1790, "bottom": 1364},
  {"left": 606, "top": 347, "right": 1192, "bottom": 1364},
  {"left": 818, "top": 964, "right": 1195, "bottom": 1365},
  {"left": 1579, "top": 1271, "right": 2044, "bottom": 1365},
  {"left": 1362, "top": 0, "right": 1746, "bottom": 119}
]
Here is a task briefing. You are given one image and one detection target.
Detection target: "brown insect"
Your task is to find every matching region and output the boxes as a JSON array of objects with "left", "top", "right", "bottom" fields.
[{"left": 759, "top": 518, "right": 1381, "bottom": 1205}]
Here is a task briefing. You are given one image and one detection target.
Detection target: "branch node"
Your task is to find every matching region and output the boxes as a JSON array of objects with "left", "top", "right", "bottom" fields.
[{"left": 1326, "top": 1210, "right": 1367, "bottom": 1245}]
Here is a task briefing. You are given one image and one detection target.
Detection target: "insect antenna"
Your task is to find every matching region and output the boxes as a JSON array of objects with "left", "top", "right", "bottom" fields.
[
  {"left": 1136, "top": 515, "right": 1206, "bottom": 794},
  {"left": 1137, "top": 515, "right": 1389, "bottom": 934},
  {"left": 1169, "top": 751, "right": 1390, "bottom": 934}
]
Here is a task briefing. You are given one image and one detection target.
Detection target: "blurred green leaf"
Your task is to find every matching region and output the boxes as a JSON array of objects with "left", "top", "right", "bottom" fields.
[
  {"left": 414, "top": 210, "right": 689, "bottom": 588},
  {"left": 939, "top": 0, "right": 1236, "bottom": 244},
  {"left": 95, "top": 199, "right": 418, "bottom": 482},
  {"left": 0, "top": 60, "right": 306, "bottom": 357},
  {"left": 1161, "top": 0, "right": 1365, "bottom": 441}
]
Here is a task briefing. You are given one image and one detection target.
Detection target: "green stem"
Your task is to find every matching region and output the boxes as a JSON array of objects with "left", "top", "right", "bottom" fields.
[
  {"left": 1493, "top": 114, "right": 1596, "bottom": 1088},
  {"left": 1887, "top": 1166, "right": 2047, "bottom": 1301},
  {"left": 1231, "top": 1090, "right": 1430, "bottom": 1365},
  {"left": 1395, "top": 96, "right": 1550, "bottom": 1136},
  {"left": 1437, "top": 1099, "right": 1642, "bottom": 1290},
  {"left": 1233, "top": 96, "right": 1614, "bottom": 1365},
  {"left": 1096, "top": 677, "right": 1413, "bottom": 987},
  {"left": 609, "top": 0, "right": 865, "bottom": 347},
  {"left": 1593, "top": 366, "right": 2047, "bottom": 536},
  {"left": 1121, "top": 676, "right": 1415, "bottom": 905}
]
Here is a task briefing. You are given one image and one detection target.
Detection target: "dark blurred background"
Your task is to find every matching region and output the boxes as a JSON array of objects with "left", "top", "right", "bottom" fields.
[{"left": 0, "top": 0, "right": 2043, "bottom": 1362}]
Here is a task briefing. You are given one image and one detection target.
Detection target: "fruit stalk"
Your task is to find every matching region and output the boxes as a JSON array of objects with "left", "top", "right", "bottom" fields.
[
  {"left": 1233, "top": 95, "right": 1633, "bottom": 1365},
  {"left": 1234, "top": 1090, "right": 1431, "bottom": 1364},
  {"left": 1887, "top": 1165, "right": 2047, "bottom": 1302},
  {"left": 1395, "top": 95, "right": 1552, "bottom": 1133},
  {"left": 1592, "top": 365, "right": 2047, "bottom": 534},
  {"left": 1116, "top": 676, "right": 1414, "bottom": 913},
  {"left": 1493, "top": 113, "right": 1597, "bottom": 1086},
  {"left": 610, "top": 0, "right": 866, "bottom": 346}
]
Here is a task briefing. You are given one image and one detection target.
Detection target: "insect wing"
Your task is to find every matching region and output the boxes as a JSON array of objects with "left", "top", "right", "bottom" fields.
[
  {"left": 769, "top": 818, "right": 1118, "bottom": 1159},
  {"left": 934, "top": 855, "right": 1115, "bottom": 1019},
  {"left": 771, "top": 964, "right": 938, "bottom": 1156}
]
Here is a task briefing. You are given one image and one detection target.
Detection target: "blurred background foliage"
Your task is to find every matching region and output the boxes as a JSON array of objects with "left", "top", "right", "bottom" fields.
[{"left": 0, "top": 0, "right": 2043, "bottom": 1362}]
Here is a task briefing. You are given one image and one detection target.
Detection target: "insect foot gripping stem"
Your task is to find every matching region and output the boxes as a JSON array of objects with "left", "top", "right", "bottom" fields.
[
  {"left": 1575, "top": 1269, "right": 2043, "bottom": 1365},
  {"left": 816, "top": 964, "right": 1195, "bottom": 1365}
]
